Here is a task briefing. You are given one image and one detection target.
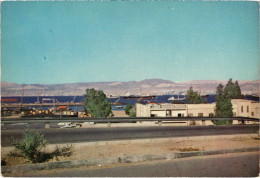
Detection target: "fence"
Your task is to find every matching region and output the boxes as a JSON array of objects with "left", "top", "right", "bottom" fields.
[{"left": 1, "top": 116, "right": 259, "bottom": 124}]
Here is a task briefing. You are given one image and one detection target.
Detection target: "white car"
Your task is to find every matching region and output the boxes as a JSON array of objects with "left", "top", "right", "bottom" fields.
[{"left": 59, "top": 122, "right": 82, "bottom": 128}]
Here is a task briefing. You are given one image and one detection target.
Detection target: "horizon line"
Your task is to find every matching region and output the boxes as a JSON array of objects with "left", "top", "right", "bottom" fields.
[{"left": 1, "top": 78, "right": 259, "bottom": 85}]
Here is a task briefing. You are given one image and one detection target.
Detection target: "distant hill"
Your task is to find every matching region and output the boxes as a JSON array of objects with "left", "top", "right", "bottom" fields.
[{"left": 1, "top": 79, "right": 259, "bottom": 96}]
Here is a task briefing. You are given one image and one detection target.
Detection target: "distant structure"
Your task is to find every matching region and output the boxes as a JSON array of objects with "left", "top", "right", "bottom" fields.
[{"left": 136, "top": 99, "right": 260, "bottom": 119}]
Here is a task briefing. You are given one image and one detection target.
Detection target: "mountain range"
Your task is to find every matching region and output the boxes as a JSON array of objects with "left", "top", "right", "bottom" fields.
[{"left": 1, "top": 79, "right": 259, "bottom": 96}]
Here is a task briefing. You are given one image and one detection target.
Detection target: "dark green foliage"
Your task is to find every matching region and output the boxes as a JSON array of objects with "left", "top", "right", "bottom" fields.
[
  {"left": 125, "top": 104, "right": 136, "bottom": 117},
  {"left": 186, "top": 87, "right": 205, "bottom": 104},
  {"left": 84, "top": 88, "right": 113, "bottom": 117},
  {"left": 125, "top": 104, "right": 133, "bottom": 115},
  {"left": 214, "top": 79, "right": 242, "bottom": 125},
  {"left": 129, "top": 107, "right": 136, "bottom": 117},
  {"left": 215, "top": 84, "right": 233, "bottom": 118},
  {"left": 224, "top": 79, "right": 242, "bottom": 99},
  {"left": 10, "top": 129, "right": 47, "bottom": 163},
  {"left": 9, "top": 129, "right": 73, "bottom": 163},
  {"left": 171, "top": 100, "right": 185, "bottom": 104}
]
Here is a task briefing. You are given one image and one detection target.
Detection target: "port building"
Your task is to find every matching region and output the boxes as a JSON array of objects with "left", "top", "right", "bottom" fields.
[{"left": 136, "top": 99, "right": 260, "bottom": 119}]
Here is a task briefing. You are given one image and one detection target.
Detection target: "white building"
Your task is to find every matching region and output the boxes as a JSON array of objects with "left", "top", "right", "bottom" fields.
[{"left": 136, "top": 99, "right": 260, "bottom": 119}]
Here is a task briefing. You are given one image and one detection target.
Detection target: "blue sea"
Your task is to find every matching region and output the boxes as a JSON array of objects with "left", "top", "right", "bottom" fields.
[{"left": 1, "top": 95, "right": 258, "bottom": 111}]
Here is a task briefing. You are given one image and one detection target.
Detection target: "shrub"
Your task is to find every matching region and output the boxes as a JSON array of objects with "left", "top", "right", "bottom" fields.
[
  {"left": 10, "top": 129, "right": 47, "bottom": 163},
  {"left": 129, "top": 107, "right": 136, "bottom": 117},
  {"left": 125, "top": 104, "right": 133, "bottom": 115},
  {"left": 9, "top": 129, "right": 72, "bottom": 163}
]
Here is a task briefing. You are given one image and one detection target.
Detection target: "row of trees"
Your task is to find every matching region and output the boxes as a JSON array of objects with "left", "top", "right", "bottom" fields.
[
  {"left": 185, "top": 79, "right": 242, "bottom": 124},
  {"left": 83, "top": 79, "right": 242, "bottom": 119}
]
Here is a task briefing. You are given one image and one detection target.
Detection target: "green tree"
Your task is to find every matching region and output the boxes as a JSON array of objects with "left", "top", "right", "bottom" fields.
[
  {"left": 215, "top": 84, "right": 233, "bottom": 117},
  {"left": 186, "top": 87, "right": 205, "bottom": 104},
  {"left": 84, "top": 88, "right": 112, "bottom": 117},
  {"left": 215, "top": 79, "right": 242, "bottom": 119},
  {"left": 125, "top": 104, "right": 133, "bottom": 115},
  {"left": 224, "top": 79, "right": 242, "bottom": 99},
  {"left": 129, "top": 107, "right": 136, "bottom": 117},
  {"left": 214, "top": 83, "right": 233, "bottom": 125}
]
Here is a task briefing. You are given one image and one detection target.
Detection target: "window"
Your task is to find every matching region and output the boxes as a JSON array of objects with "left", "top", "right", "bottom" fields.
[
  {"left": 251, "top": 112, "right": 254, "bottom": 117},
  {"left": 209, "top": 113, "right": 214, "bottom": 117},
  {"left": 241, "top": 106, "right": 243, "bottom": 113},
  {"left": 247, "top": 106, "right": 249, "bottom": 113},
  {"left": 198, "top": 113, "right": 203, "bottom": 117},
  {"left": 151, "top": 114, "right": 157, "bottom": 117},
  {"left": 178, "top": 113, "right": 182, "bottom": 117},
  {"left": 166, "top": 110, "right": 171, "bottom": 116}
]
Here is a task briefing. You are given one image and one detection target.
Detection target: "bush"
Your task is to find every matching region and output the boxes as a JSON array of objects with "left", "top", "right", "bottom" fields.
[
  {"left": 9, "top": 129, "right": 72, "bottom": 163},
  {"left": 10, "top": 129, "right": 47, "bottom": 163},
  {"left": 129, "top": 107, "right": 136, "bottom": 117},
  {"left": 125, "top": 104, "right": 133, "bottom": 115}
]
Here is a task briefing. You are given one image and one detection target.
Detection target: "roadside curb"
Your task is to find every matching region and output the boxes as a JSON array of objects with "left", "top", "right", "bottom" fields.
[
  {"left": 2, "top": 133, "right": 257, "bottom": 151},
  {"left": 2, "top": 147, "right": 259, "bottom": 174}
]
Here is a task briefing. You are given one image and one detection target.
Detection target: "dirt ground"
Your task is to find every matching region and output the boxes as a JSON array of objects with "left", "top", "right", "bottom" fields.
[{"left": 2, "top": 135, "right": 258, "bottom": 166}]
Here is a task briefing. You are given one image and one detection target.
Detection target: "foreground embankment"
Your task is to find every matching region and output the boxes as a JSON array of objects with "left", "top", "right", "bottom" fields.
[{"left": 2, "top": 133, "right": 259, "bottom": 176}]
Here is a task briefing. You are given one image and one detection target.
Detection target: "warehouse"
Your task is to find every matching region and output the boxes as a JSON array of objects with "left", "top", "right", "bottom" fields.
[{"left": 136, "top": 99, "right": 260, "bottom": 119}]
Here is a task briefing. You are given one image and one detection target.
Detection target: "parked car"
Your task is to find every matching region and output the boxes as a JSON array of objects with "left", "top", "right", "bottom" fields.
[{"left": 59, "top": 122, "right": 82, "bottom": 128}]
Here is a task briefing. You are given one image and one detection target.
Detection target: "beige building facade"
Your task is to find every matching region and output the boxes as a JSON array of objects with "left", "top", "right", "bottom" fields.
[{"left": 136, "top": 99, "right": 260, "bottom": 119}]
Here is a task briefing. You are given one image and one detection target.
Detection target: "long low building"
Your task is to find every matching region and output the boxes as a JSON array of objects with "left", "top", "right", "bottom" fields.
[{"left": 136, "top": 99, "right": 260, "bottom": 119}]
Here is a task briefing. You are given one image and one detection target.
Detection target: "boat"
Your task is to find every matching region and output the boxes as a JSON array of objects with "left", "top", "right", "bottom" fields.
[
  {"left": 1, "top": 98, "right": 18, "bottom": 102},
  {"left": 199, "top": 92, "right": 209, "bottom": 97},
  {"left": 108, "top": 95, "right": 119, "bottom": 98},
  {"left": 168, "top": 95, "right": 185, "bottom": 101},
  {"left": 168, "top": 97, "right": 175, "bottom": 101},
  {"left": 115, "top": 105, "right": 123, "bottom": 109},
  {"left": 122, "top": 95, "right": 157, "bottom": 99}
]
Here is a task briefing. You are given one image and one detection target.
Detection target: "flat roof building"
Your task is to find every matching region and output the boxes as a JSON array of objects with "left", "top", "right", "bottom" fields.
[{"left": 136, "top": 99, "right": 260, "bottom": 119}]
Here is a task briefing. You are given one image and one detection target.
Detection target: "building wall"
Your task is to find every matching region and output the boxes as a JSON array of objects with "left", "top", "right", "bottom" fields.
[
  {"left": 231, "top": 99, "right": 256, "bottom": 118},
  {"left": 187, "top": 104, "right": 215, "bottom": 117},
  {"left": 251, "top": 102, "right": 260, "bottom": 118},
  {"left": 136, "top": 103, "right": 150, "bottom": 117},
  {"left": 136, "top": 99, "right": 260, "bottom": 118},
  {"left": 171, "top": 110, "right": 187, "bottom": 117},
  {"left": 150, "top": 110, "right": 167, "bottom": 117}
]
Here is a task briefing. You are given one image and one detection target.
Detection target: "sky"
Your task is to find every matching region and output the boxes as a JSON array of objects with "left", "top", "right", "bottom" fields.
[{"left": 1, "top": 1, "right": 259, "bottom": 84}]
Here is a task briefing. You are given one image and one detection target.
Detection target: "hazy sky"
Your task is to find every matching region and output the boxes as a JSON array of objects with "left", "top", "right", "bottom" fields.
[{"left": 1, "top": 1, "right": 259, "bottom": 84}]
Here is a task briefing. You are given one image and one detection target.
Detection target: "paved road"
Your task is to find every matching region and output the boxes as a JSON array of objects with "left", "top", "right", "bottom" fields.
[
  {"left": 23, "top": 152, "right": 259, "bottom": 177},
  {"left": 1, "top": 125, "right": 258, "bottom": 146}
]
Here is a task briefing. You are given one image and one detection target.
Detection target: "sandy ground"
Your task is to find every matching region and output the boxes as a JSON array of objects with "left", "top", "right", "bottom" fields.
[{"left": 2, "top": 135, "right": 258, "bottom": 166}]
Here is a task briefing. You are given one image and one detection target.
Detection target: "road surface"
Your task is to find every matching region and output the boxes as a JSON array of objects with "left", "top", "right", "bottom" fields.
[
  {"left": 21, "top": 152, "right": 259, "bottom": 177},
  {"left": 1, "top": 125, "right": 258, "bottom": 146}
]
